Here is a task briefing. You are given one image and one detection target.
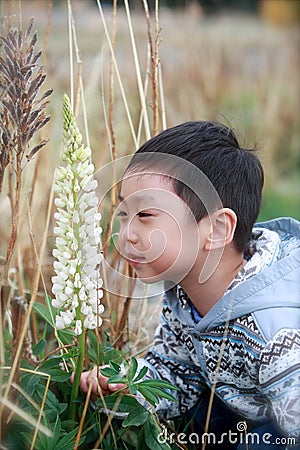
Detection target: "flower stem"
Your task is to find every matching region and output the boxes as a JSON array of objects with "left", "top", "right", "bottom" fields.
[{"left": 69, "top": 330, "right": 85, "bottom": 423}]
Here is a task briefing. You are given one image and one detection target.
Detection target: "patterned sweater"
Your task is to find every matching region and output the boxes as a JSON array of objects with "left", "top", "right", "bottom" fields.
[{"left": 140, "top": 218, "right": 300, "bottom": 445}]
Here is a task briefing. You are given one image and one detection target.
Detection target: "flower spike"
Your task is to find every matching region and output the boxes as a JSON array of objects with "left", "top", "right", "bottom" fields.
[{"left": 52, "top": 94, "right": 104, "bottom": 335}]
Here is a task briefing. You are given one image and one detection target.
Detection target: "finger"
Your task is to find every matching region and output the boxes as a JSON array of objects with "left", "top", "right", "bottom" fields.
[
  {"left": 90, "top": 368, "right": 114, "bottom": 396},
  {"left": 80, "top": 371, "right": 92, "bottom": 393},
  {"left": 108, "top": 383, "right": 129, "bottom": 393}
]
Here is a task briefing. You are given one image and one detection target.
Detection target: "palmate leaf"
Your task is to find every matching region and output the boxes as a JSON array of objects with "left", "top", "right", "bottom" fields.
[
  {"left": 54, "top": 427, "right": 85, "bottom": 450},
  {"left": 29, "top": 416, "right": 60, "bottom": 450},
  {"left": 100, "top": 357, "right": 179, "bottom": 409}
]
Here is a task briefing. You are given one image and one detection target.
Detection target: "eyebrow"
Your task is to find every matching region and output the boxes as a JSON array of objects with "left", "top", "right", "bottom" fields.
[{"left": 117, "top": 193, "right": 158, "bottom": 204}]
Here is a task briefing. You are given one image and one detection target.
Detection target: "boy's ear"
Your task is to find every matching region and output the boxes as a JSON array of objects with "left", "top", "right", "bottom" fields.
[{"left": 204, "top": 208, "right": 237, "bottom": 251}]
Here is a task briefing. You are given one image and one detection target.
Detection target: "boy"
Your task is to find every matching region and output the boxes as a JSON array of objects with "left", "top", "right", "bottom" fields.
[{"left": 79, "top": 121, "right": 300, "bottom": 448}]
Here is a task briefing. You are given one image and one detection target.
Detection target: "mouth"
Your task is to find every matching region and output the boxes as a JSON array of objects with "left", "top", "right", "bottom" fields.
[{"left": 126, "top": 254, "right": 145, "bottom": 266}]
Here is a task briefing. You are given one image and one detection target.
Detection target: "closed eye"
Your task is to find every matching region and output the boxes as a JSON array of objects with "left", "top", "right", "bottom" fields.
[
  {"left": 117, "top": 210, "right": 127, "bottom": 218},
  {"left": 138, "top": 211, "right": 153, "bottom": 218}
]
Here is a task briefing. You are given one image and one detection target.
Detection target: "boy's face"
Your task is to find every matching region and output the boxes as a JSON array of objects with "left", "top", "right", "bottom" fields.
[{"left": 117, "top": 172, "right": 201, "bottom": 284}]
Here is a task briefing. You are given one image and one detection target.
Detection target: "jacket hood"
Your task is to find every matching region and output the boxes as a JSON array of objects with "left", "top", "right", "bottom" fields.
[{"left": 165, "top": 217, "right": 300, "bottom": 339}]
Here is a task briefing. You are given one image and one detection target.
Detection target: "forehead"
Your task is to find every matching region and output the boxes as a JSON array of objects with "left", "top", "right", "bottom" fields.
[
  {"left": 119, "top": 172, "right": 195, "bottom": 221},
  {"left": 120, "top": 173, "right": 176, "bottom": 200}
]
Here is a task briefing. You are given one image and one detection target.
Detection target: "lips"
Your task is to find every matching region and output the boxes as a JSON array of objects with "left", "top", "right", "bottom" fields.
[{"left": 126, "top": 254, "right": 145, "bottom": 265}]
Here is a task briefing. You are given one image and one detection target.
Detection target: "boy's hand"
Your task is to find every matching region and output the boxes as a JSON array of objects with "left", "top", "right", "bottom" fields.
[{"left": 71, "top": 365, "right": 129, "bottom": 399}]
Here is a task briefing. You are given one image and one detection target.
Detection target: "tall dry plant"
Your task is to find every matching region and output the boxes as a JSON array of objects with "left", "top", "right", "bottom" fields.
[
  {"left": 0, "top": 16, "right": 52, "bottom": 440},
  {"left": 0, "top": 16, "right": 52, "bottom": 308}
]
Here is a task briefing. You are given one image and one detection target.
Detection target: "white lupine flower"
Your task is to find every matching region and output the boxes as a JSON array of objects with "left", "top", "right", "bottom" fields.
[
  {"left": 75, "top": 320, "right": 82, "bottom": 336},
  {"left": 51, "top": 94, "right": 104, "bottom": 336}
]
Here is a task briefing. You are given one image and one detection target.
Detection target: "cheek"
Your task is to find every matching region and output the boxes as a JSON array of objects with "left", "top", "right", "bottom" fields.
[
  {"left": 158, "top": 222, "right": 200, "bottom": 272},
  {"left": 148, "top": 224, "right": 182, "bottom": 265},
  {"left": 147, "top": 228, "right": 169, "bottom": 257}
]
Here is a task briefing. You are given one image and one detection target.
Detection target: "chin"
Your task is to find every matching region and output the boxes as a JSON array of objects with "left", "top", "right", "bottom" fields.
[
  {"left": 137, "top": 274, "right": 164, "bottom": 284},
  {"left": 138, "top": 277, "right": 159, "bottom": 284}
]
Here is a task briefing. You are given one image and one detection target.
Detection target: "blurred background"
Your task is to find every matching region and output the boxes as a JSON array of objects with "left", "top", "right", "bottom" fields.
[{"left": 1, "top": 0, "right": 299, "bottom": 217}]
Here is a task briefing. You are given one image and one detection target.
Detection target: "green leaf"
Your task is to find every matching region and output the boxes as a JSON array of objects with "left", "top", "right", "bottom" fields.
[
  {"left": 39, "top": 356, "right": 71, "bottom": 381},
  {"left": 96, "top": 394, "right": 140, "bottom": 413},
  {"left": 87, "top": 330, "right": 101, "bottom": 364},
  {"left": 57, "top": 328, "right": 74, "bottom": 345},
  {"left": 136, "top": 379, "right": 179, "bottom": 391},
  {"left": 137, "top": 425, "right": 146, "bottom": 449},
  {"left": 21, "top": 372, "right": 40, "bottom": 396},
  {"left": 132, "top": 365, "right": 148, "bottom": 383},
  {"left": 40, "top": 357, "right": 60, "bottom": 370},
  {"left": 118, "top": 427, "right": 139, "bottom": 447},
  {"left": 60, "top": 420, "right": 78, "bottom": 431},
  {"left": 144, "top": 417, "right": 169, "bottom": 450},
  {"left": 144, "top": 387, "right": 177, "bottom": 403},
  {"left": 32, "top": 338, "right": 47, "bottom": 357},
  {"left": 55, "top": 427, "right": 85, "bottom": 449},
  {"left": 33, "top": 301, "right": 55, "bottom": 328},
  {"left": 100, "top": 367, "right": 119, "bottom": 378},
  {"left": 134, "top": 379, "right": 178, "bottom": 405},
  {"left": 35, "top": 384, "right": 67, "bottom": 421},
  {"left": 35, "top": 415, "right": 60, "bottom": 450},
  {"left": 110, "top": 360, "right": 121, "bottom": 372},
  {"left": 127, "top": 356, "right": 138, "bottom": 382},
  {"left": 34, "top": 417, "right": 84, "bottom": 450},
  {"left": 45, "top": 369, "right": 71, "bottom": 383},
  {"left": 106, "top": 375, "right": 127, "bottom": 385},
  {"left": 122, "top": 406, "right": 149, "bottom": 428},
  {"left": 51, "top": 416, "right": 61, "bottom": 448},
  {"left": 129, "top": 384, "right": 138, "bottom": 395},
  {"left": 103, "top": 345, "right": 123, "bottom": 365},
  {"left": 88, "top": 329, "right": 99, "bottom": 349},
  {"left": 136, "top": 385, "right": 160, "bottom": 406}
]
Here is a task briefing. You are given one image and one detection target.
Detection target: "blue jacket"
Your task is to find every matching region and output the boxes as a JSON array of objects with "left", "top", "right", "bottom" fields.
[{"left": 142, "top": 218, "right": 300, "bottom": 443}]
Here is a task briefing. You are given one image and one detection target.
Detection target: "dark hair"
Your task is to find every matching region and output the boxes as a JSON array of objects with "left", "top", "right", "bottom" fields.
[{"left": 125, "top": 121, "right": 264, "bottom": 252}]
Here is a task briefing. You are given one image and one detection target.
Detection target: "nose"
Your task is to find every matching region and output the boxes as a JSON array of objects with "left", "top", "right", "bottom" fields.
[{"left": 119, "top": 218, "right": 139, "bottom": 245}]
